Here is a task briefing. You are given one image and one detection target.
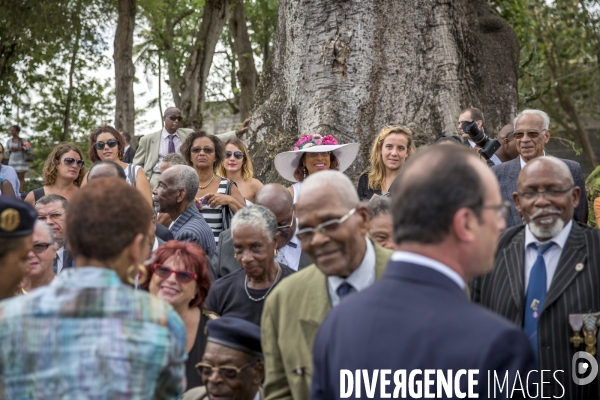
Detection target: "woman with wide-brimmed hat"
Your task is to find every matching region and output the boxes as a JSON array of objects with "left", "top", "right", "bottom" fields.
[{"left": 274, "top": 134, "right": 359, "bottom": 203}]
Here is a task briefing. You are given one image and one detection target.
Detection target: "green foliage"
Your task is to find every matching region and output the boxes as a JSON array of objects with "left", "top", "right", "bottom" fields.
[{"left": 585, "top": 166, "right": 600, "bottom": 226}]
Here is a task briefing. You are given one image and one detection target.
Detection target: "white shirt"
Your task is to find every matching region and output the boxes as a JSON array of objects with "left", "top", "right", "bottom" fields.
[
  {"left": 519, "top": 151, "right": 547, "bottom": 169},
  {"left": 327, "top": 238, "right": 376, "bottom": 307},
  {"left": 152, "top": 237, "right": 159, "bottom": 252},
  {"left": 153, "top": 128, "right": 182, "bottom": 172},
  {"left": 391, "top": 251, "right": 466, "bottom": 290},
  {"left": 524, "top": 220, "right": 572, "bottom": 291},
  {"left": 468, "top": 139, "right": 502, "bottom": 165},
  {"left": 124, "top": 144, "right": 130, "bottom": 154},
  {"left": 278, "top": 236, "right": 302, "bottom": 271}
]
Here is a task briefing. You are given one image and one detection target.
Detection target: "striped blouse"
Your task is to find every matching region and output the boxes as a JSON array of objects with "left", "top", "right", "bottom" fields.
[{"left": 199, "top": 177, "right": 228, "bottom": 243}]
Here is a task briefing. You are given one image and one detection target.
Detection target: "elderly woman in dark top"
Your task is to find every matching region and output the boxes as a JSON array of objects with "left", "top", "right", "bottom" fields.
[
  {"left": 204, "top": 205, "right": 295, "bottom": 326},
  {"left": 146, "top": 240, "right": 213, "bottom": 390}
]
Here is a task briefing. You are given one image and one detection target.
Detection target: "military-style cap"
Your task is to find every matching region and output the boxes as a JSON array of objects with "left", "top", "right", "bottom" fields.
[
  {"left": 207, "top": 317, "right": 262, "bottom": 357},
  {"left": 0, "top": 196, "right": 38, "bottom": 237}
]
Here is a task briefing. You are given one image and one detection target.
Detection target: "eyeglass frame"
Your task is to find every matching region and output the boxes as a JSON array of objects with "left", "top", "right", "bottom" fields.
[
  {"left": 296, "top": 208, "right": 356, "bottom": 243},
  {"left": 512, "top": 129, "right": 547, "bottom": 140},
  {"left": 517, "top": 185, "right": 575, "bottom": 201},
  {"left": 305, "top": 151, "right": 331, "bottom": 158},
  {"left": 153, "top": 264, "right": 198, "bottom": 284},
  {"left": 93, "top": 139, "right": 119, "bottom": 150},
  {"left": 62, "top": 157, "right": 85, "bottom": 169},
  {"left": 225, "top": 150, "right": 244, "bottom": 160},
  {"left": 32, "top": 242, "right": 54, "bottom": 254},
  {"left": 277, "top": 210, "right": 295, "bottom": 233},
  {"left": 476, "top": 200, "right": 511, "bottom": 219},
  {"left": 191, "top": 146, "right": 215, "bottom": 155},
  {"left": 195, "top": 359, "right": 259, "bottom": 379},
  {"left": 168, "top": 115, "right": 183, "bottom": 122}
]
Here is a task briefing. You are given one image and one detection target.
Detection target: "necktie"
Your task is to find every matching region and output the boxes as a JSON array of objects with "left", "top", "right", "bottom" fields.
[
  {"left": 336, "top": 282, "right": 355, "bottom": 300},
  {"left": 52, "top": 256, "right": 59, "bottom": 274},
  {"left": 524, "top": 242, "right": 554, "bottom": 362},
  {"left": 168, "top": 134, "right": 175, "bottom": 154}
]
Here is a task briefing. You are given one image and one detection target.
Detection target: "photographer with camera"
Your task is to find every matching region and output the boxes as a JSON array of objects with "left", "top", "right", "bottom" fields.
[{"left": 457, "top": 108, "right": 502, "bottom": 166}]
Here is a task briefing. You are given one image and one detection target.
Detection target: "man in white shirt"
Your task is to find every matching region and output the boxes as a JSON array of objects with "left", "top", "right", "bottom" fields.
[
  {"left": 133, "top": 107, "right": 248, "bottom": 189},
  {"left": 473, "top": 156, "right": 600, "bottom": 399},
  {"left": 457, "top": 107, "right": 502, "bottom": 166}
]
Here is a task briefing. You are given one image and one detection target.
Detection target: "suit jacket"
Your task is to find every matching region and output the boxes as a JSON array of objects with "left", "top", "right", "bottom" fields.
[
  {"left": 132, "top": 129, "right": 237, "bottom": 180},
  {"left": 56, "top": 246, "right": 74, "bottom": 274},
  {"left": 471, "top": 222, "right": 600, "bottom": 399},
  {"left": 155, "top": 222, "right": 174, "bottom": 242},
  {"left": 181, "top": 386, "right": 264, "bottom": 400},
  {"left": 260, "top": 241, "right": 392, "bottom": 400},
  {"left": 123, "top": 146, "right": 136, "bottom": 164},
  {"left": 491, "top": 156, "right": 588, "bottom": 228},
  {"left": 312, "top": 261, "right": 536, "bottom": 400},
  {"left": 210, "top": 228, "right": 312, "bottom": 280},
  {"left": 169, "top": 205, "right": 216, "bottom": 259}
]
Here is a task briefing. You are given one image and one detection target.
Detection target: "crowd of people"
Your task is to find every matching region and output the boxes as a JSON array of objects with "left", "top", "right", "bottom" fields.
[{"left": 0, "top": 105, "right": 599, "bottom": 399}]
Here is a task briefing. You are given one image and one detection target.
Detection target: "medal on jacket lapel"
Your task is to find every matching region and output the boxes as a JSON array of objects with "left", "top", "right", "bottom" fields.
[
  {"left": 569, "top": 314, "right": 584, "bottom": 348},
  {"left": 583, "top": 313, "right": 600, "bottom": 356}
]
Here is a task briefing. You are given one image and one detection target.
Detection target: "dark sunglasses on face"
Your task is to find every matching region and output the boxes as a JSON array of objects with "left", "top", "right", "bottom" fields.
[
  {"left": 63, "top": 157, "right": 85, "bottom": 169},
  {"left": 306, "top": 151, "right": 331, "bottom": 158},
  {"left": 225, "top": 150, "right": 244, "bottom": 160},
  {"left": 191, "top": 146, "right": 215, "bottom": 154},
  {"left": 168, "top": 115, "right": 183, "bottom": 122},
  {"left": 513, "top": 129, "right": 545, "bottom": 140},
  {"left": 32, "top": 242, "right": 52, "bottom": 254},
  {"left": 195, "top": 359, "right": 259, "bottom": 380},
  {"left": 93, "top": 139, "right": 119, "bottom": 150},
  {"left": 153, "top": 264, "right": 197, "bottom": 284}
]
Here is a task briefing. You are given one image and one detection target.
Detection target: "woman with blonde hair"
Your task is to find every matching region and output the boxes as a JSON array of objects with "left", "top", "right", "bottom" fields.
[
  {"left": 24, "top": 143, "right": 86, "bottom": 205},
  {"left": 216, "top": 138, "right": 263, "bottom": 204},
  {"left": 357, "top": 125, "right": 414, "bottom": 200}
]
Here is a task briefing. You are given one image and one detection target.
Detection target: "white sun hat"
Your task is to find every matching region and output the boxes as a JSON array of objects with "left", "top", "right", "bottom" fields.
[{"left": 274, "top": 134, "right": 360, "bottom": 183}]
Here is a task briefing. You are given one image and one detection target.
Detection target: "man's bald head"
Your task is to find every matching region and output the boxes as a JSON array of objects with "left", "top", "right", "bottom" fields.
[
  {"left": 298, "top": 170, "right": 359, "bottom": 209},
  {"left": 164, "top": 107, "right": 180, "bottom": 117},
  {"left": 518, "top": 156, "right": 573, "bottom": 190},
  {"left": 498, "top": 124, "right": 514, "bottom": 141},
  {"left": 255, "top": 184, "right": 293, "bottom": 211},
  {"left": 87, "top": 161, "right": 126, "bottom": 182}
]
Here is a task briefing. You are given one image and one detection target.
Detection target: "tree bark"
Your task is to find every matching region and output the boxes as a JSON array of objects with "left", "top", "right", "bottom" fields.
[
  {"left": 62, "top": 1, "right": 83, "bottom": 143},
  {"left": 113, "top": 0, "right": 137, "bottom": 144},
  {"left": 177, "top": 0, "right": 233, "bottom": 129},
  {"left": 247, "top": 0, "right": 520, "bottom": 183},
  {"left": 229, "top": 0, "right": 258, "bottom": 121}
]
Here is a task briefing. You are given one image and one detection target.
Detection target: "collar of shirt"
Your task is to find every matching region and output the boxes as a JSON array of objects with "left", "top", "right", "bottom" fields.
[
  {"left": 124, "top": 145, "right": 130, "bottom": 153},
  {"left": 152, "top": 237, "right": 159, "bottom": 252},
  {"left": 161, "top": 128, "right": 179, "bottom": 139},
  {"left": 519, "top": 151, "right": 546, "bottom": 169},
  {"left": 391, "top": 251, "right": 466, "bottom": 289},
  {"left": 327, "top": 238, "right": 376, "bottom": 307},
  {"left": 278, "top": 235, "right": 302, "bottom": 271},
  {"left": 52, "top": 267, "right": 123, "bottom": 288},
  {"left": 524, "top": 219, "right": 572, "bottom": 251}
]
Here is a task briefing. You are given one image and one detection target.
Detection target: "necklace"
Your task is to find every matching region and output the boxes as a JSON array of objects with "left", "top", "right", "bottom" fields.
[
  {"left": 244, "top": 263, "right": 281, "bottom": 302},
  {"left": 199, "top": 173, "right": 215, "bottom": 189}
]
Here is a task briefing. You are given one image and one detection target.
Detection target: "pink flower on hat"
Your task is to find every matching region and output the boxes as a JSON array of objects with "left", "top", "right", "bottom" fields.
[{"left": 293, "top": 133, "right": 338, "bottom": 151}]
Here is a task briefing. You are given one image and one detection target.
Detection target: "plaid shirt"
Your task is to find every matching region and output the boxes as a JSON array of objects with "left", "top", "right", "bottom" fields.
[{"left": 0, "top": 267, "right": 187, "bottom": 400}]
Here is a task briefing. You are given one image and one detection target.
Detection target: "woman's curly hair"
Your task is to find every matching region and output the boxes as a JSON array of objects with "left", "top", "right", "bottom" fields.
[{"left": 42, "top": 143, "right": 86, "bottom": 187}]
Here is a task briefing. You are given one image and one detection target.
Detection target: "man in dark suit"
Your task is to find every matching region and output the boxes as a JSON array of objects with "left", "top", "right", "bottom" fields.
[
  {"left": 35, "top": 194, "right": 73, "bottom": 273},
  {"left": 492, "top": 109, "right": 588, "bottom": 228},
  {"left": 122, "top": 132, "right": 136, "bottom": 163},
  {"left": 311, "top": 144, "right": 536, "bottom": 400},
  {"left": 472, "top": 156, "right": 600, "bottom": 399},
  {"left": 153, "top": 165, "right": 215, "bottom": 258},
  {"left": 211, "top": 184, "right": 311, "bottom": 279}
]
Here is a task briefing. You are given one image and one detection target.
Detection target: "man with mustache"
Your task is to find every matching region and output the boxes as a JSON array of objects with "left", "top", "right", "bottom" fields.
[
  {"left": 472, "top": 156, "right": 600, "bottom": 399},
  {"left": 491, "top": 109, "right": 587, "bottom": 228}
]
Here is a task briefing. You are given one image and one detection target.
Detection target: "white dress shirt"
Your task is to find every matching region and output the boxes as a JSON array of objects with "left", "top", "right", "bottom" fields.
[
  {"left": 524, "top": 220, "right": 572, "bottom": 291},
  {"left": 153, "top": 128, "right": 182, "bottom": 172},
  {"left": 56, "top": 247, "right": 65, "bottom": 274},
  {"left": 519, "top": 151, "right": 546, "bottom": 169},
  {"left": 327, "top": 238, "right": 376, "bottom": 307},
  {"left": 391, "top": 251, "right": 466, "bottom": 290},
  {"left": 278, "top": 236, "right": 302, "bottom": 271}
]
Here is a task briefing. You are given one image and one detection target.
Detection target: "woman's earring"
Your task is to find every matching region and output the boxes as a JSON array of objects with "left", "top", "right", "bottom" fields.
[
  {"left": 274, "top": 249, "right": 277, "bottom": 257},
  {"left": 126, "top": 264, "right": 148, "bottom": 286},
  {"left": 303, "top": 166, "right": 308, "bottom": 179}
]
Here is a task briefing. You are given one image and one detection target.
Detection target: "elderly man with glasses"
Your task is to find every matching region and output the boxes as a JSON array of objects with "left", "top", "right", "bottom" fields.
[
  {"left": 491, "top": 109, "right": 587, "bottom": 228},
  {"left": 260, "top": 170, "right": 392, "bottom": 400}
]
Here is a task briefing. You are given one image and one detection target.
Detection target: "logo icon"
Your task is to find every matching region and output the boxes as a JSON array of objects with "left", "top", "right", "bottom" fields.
[{"left": 572, "top": 351, "right": 598, "bottom": 385}]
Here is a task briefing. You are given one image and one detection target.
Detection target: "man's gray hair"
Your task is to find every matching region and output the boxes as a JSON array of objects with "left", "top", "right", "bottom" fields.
[
  {"left": 171, "top": 165, "right": 199, "bottom": 203},
  {"left": 514, "top": 109, "right": 550, "bottom": 130},
  {"left": 366, "top": 196, "right": 391, "bottom": 218},
  {"left": 298, "top": 170, "right": 359, "bottom": 208},
  {"left": 231, "top": 205, "right": 278, "bottom": 241},
  {"left": 35, "top": 220, "right": 55, "bottom": 245},
  {"left": 35, "top": 194, "right": 68, "bottom": 210},
  {"left": 162, "top": 153, "right": 187, "bottom": 166}
]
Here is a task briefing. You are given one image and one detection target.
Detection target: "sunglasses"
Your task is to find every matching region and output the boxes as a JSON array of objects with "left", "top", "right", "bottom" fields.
[
  {"left": 191, "top": 146, "right": 215, "bottom": 154},
  {"left": 195, "top": 360, "right": 258, "bottom": 380},
  {"left": 63, "top": 157, "right": 85, "bottom": 169},
  {"left": 512, "top": 129, "right": 546, "bottom": 140},
  {"left": 32, "top": 242, "right": 53, "bottom": 254},
  {"left": 306, "top": 151, "right": 331, "bottom": 158},
  {"left": 153, "top": 264, "right": 197, "bottom": 284},
  {"left": 225, "top": 150, "right": 244, "bottom": 160},
  {"left": 277, "top": 210, "right": 295, "bottom": 233},
  {"left": 168, "top": 115, "right": 183, "bottom": 122},
  {"left": 93, "top": 139, "right": 119, "bottom": 150}
]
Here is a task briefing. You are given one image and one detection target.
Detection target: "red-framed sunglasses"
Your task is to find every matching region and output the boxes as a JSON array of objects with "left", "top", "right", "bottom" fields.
[{"left": 153, "top": 264, "right": 197, "bottom": 284}]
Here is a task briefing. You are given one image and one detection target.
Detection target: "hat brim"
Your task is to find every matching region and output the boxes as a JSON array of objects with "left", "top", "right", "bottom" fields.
[{"left": 274, "top": 143, "right": 360, "bottom": 182}]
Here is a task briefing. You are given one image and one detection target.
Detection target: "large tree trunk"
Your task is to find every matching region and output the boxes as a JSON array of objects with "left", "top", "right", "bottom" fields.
[
  {"left": 177, "top": 0, "right": 233, "bottom": 129},
  {"left": 229, "top": 0, "right": 258, "bottom": 121},
  {"left": 247, "top": 0, "right": 520, "bottom": 183},
  {"left": 113, "top": 0, "right": 137, "bottom": 144},
  {"left": 61, "top": 0, "right": 83, "bottom": 143}
]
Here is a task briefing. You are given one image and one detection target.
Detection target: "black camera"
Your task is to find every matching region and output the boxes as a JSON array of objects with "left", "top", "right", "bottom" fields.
[{"left": 461, "top": 121, "right": 501, "bottom": 161}]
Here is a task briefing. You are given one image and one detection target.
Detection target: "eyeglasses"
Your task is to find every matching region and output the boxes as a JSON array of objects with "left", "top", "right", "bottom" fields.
[
  {"left": 32, "top": 242, "right": 53, "bottom": 254},
  {"left": 195, "top": 359, "right": 258, "bottom": 379},
  {"left": 63, "top": 157, "right": 85, "bottom": 169},
  {"left": 38, "top": 212, "right": 64, "bottom": 222},
  {"left": 479, "top": 201, "right": 511, "bottom": 219},
  {"left": 191, "top": 146, "right": 215, "bottom": 154},
  {"left": 277, "top": 210, "right": 295, "bottom": 233},
  {"left": 93, "top": 139, "right": 119, "bottom": 150},
  {"left": 517, "top": 186, "right": 575, "bottom": 201},
  {"left": 225, "top": 150, "right": 244, "bottom": 160},
  {"left": 306, "top": 152, "right": 331, "bottom": 158},
  {"left": 168, "top": 115, "right": 183, "bottom": 122},
  {"left": 512, "top": 129, "right": 546, "bottom": 140},
  {"left": 296, "top": 208, "right": 356, "bottom": 243},
  {"left": 153, "top": 264, "right": 197, "bottom": 284}
]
